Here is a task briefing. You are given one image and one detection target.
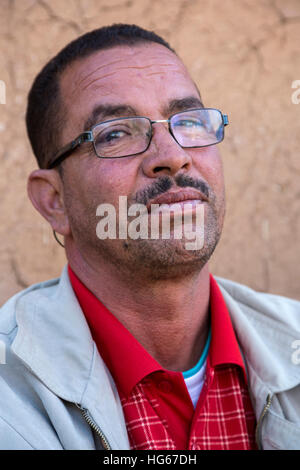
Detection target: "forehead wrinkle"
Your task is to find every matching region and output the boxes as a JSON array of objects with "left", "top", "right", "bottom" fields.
[
  {"left": 79, "top": 63, "right": 185, "bottom": 94},
  {"left": 66, "top": 44, "right": 184, "bottom": 97},
  {"left": 80, "top": 71, "right": 123, "bottom": 92},
  {"left": 76, "top": 59, "right": 182, "bottom": 91},
  {"left": 145, "top": 70, "right": 185, "bottom": 77},
  {"left": 78, "top": 44, "right": 175, "bottom": 74},
  {"left": 74, "top": 58, "right": 126, "bottom": 89}
]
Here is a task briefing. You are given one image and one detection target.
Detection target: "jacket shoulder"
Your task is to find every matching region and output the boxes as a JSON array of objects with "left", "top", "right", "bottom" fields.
[
  {"left": 0, "top": 277, "right": 61, "bottom": 335},
  {"left": 214, "top": 276, "right": 300, "bottom": 331}
]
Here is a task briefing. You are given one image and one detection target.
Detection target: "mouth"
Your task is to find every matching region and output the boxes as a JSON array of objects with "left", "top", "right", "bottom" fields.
[{"left": 146, "top": 189, "right": 208, "bottom": 213}]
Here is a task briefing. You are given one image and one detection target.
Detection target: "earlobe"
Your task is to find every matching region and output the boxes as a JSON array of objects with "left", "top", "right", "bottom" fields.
[{"left": 27, "top": 169, "right": 71, "bottom": 236}]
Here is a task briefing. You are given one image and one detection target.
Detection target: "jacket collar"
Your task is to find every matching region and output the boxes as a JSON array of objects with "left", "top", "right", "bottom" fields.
[{"left": 12, "top": 265, "right": 94, "bottom": 403}]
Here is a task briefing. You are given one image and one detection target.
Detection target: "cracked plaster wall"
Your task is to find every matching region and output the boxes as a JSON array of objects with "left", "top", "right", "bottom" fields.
[{"left": 0, "top": 0, "right": 299, "bottom": 303}]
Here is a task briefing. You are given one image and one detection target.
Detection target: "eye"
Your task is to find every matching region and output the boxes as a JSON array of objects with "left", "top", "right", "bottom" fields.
[
  {"left": 95, "top": 126, "right": 131, "bottom": 146},
  {"left": 103, "top": 129, "right": 127, "bottom": 142},
  {"left": 173, "top": 118, "right": 204, "bottom": 128}
]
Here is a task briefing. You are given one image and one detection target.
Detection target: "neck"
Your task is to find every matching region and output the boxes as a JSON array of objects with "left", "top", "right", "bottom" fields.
[{"left": 67, "top": 247, "right": 211, "bottom": 372}]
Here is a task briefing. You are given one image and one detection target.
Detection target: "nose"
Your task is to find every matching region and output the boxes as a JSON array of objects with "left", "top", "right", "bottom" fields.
[{"left": 141, "top": 123, "right": 192, "bottom": 178}]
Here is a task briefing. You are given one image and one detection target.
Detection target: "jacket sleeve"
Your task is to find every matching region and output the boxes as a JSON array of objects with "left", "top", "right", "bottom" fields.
[{"left": 0, "top": 415, "right": 34, "bottom": 450}]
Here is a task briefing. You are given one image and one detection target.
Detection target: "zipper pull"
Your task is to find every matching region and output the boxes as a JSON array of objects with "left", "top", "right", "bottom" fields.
[
  {"left": 76, "top": 403, "right": 111, "bottom": 450},
  {"left": 255, "top": 393, "right": 273, "bottom": 449}
]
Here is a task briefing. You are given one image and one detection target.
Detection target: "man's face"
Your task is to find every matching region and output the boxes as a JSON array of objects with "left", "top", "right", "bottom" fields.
[{"left": 58, "top": 43, "right": 226, "bottom": 279}]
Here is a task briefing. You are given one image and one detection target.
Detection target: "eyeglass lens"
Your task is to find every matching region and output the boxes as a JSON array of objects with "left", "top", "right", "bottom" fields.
[{"left": 92, "top": 109, "right": 224, "bottom": 158}]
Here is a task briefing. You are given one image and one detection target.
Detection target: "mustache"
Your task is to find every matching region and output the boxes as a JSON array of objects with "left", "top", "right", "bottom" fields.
[{"left": 135, "top": 174, "right": 210, "bottom": 206}]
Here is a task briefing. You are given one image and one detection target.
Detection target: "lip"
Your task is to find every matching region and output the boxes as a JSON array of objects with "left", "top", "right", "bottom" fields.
[{"left": 146, "top": 189, "right": 208, "bottom": 212}]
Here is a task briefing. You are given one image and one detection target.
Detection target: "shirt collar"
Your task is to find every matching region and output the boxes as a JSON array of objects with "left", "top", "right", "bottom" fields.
[
  {"left": 68, "top": 266, "right": 246, "bottom": 397},
  {"left": 209, "top": 274, "right": 246, "bottom": 373}
]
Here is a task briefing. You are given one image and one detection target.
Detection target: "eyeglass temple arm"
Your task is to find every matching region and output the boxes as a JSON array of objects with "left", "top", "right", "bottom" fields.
[
  {"left": 223, "top": 114, "right": 229, "bottom": 126},
  {"left": 47, "top": 132, "right": 93, "bottom": 169}
]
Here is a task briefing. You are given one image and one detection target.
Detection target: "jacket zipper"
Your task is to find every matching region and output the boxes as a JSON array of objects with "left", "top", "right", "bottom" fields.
[
  {"left": 255, "top": 393, "right": 272, "bottom": 449},
  {"left": 76, "top": 404, "right": 111, "bottom": 450}
]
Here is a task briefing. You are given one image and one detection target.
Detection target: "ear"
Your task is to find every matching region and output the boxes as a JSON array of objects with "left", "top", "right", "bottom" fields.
[{"left": 27, "top": 169, "right": 71, "bottom": 237}]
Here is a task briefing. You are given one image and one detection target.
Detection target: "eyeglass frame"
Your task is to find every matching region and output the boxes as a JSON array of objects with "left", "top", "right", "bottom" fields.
[{"left": 47, "top": 107, "right": 229, "bottom": 169}]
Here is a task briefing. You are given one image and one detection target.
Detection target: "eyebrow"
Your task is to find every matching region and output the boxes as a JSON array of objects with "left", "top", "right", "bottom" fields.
[
  {"left": 163, "top": 96, "right": 204, "bottom": 116},
  {"left": 83, "top": 95, "right": 204, "bottom": 131},
  {"left": 84, "top": 104, "right": 137, "bottom": 131}
]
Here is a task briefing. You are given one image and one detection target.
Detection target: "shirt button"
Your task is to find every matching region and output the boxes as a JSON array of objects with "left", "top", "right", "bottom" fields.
[{"left": 158, "top": 380, "right": 172, "bottom": 393}]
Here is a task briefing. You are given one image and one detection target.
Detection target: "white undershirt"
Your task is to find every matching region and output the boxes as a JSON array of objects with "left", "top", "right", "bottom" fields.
[{"left": 183, "top": 360, "right": 207, "bottom": 408}]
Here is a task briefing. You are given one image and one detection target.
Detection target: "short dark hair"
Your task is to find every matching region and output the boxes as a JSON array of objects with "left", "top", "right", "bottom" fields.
[{"left": 25, "top": 24, "right": 175, "bottom": 169}]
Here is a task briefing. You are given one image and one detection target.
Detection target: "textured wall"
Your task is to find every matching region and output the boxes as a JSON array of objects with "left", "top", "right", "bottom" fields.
[{"left": 0, "top": 0, "right": 299, "bottom": 303}]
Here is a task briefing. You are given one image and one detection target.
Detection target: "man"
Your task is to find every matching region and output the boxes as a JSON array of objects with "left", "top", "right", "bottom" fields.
[{"left": 0, "top": 23, "right": 299, "bottom": 450}]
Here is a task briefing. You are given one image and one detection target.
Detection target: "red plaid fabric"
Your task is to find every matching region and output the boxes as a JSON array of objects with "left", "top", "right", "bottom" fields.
[
  {"left": 120, "top": 362, "right": 257, "bottom": 450},
  {"left": 190, "top": 364, "right": 257, "bottom": 450},
  {"left": 121, "top": 379, "right": 176, "bottom": 450}
]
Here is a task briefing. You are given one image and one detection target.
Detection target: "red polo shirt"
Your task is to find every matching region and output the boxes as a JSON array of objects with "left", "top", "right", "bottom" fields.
[{"left": 68, "top": 265, "right": 256, "bottom": 449}]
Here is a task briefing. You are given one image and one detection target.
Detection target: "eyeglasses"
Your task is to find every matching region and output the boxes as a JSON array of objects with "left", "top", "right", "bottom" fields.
[{"left": 47, "top": 108, "right": 229, "bottom": 169}]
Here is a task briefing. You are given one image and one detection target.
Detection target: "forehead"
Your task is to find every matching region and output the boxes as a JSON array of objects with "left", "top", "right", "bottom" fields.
[{"left": 59, "top": 43, "right": 201, "bottom": 131}]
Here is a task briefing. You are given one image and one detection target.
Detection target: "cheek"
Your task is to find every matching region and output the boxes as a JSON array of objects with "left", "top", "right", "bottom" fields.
[
  {"left": 193, "top": 148, "right": 225, "bottom": 194},
  {"left": 82, "top": 157, "right": 140, "bottom": 205}
]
